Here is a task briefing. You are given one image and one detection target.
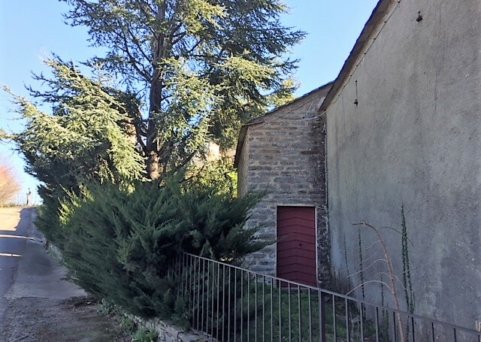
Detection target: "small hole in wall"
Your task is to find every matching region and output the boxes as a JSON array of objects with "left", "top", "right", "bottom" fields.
[{"left": 416, "top": 11, "right": 423, "bottom": 22}]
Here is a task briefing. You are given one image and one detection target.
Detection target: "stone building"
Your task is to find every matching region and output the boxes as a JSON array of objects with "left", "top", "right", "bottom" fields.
[
  {"left": 234, "top": 83, "right": 332, "bottom": 286},
  {"left": 236, "top": 0, "right": 481, "bottom": 329}
]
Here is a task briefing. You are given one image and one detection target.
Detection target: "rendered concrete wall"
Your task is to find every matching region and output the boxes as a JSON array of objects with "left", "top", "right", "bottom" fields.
[
  {"left": 237, "top": 89, "right": 331, "bottom": 284},
  {"left": 326, "top": 0, "right": 481, "bottom": 328}
]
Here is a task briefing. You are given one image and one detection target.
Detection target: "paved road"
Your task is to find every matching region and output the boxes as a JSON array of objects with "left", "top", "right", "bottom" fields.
[
  {"left": 0, "top": 208, "right": 32, "bottom": 322},
  {"left": 0, "top": 207, "right": 128, "bottom": 342}
]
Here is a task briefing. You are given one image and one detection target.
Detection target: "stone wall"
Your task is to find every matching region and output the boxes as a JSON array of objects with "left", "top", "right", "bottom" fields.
[
  {"left": 128, "top": 314, "right": 211, "bottom": 342},
  {"left": 325, "top": 0, "right": 481, "bottom": 327},
  {"left": 237, "top": 86, "right": 331, "bottom": 285}
]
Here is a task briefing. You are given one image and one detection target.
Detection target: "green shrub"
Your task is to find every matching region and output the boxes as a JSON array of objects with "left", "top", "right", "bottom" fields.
[
  {"left": 119, "top": 316, "right": 137, "bottom": 334},
  {"left": 36, "top": 188, "right": 66, "bottom": 248},
  {"left": 55, "top": 178, "right": 265, "bottom": 321},
  {"left": 132, "top": 327, "right": 158, "bottom": 342}
]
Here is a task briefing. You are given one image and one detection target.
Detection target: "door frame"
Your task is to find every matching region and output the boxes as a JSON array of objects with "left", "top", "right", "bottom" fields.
[{"left": 275, "top": 204, "right": 319, "bottom": 286}]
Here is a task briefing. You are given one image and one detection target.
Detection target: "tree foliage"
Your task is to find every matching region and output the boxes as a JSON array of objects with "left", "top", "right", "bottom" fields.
[
  {"left": 4, "top": 0, "right": 303, "bottom": 208},
  {"left": 60, "top": 0, "right": 303, "bottom": 178},
  {"left": 4, "top": 58, "right": 145, "bottom": 214},
  {"left": 7, "top": 60, "right": 144, "bottom": 190}
]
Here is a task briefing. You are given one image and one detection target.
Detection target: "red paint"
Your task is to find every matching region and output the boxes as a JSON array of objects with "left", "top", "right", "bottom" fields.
[{"left": 277, "top": 206, "right": 317, "bottom": 287}]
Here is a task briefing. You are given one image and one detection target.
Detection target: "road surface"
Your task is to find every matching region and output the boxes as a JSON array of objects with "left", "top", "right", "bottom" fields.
[
  {"left": 0, "top": 208, "right": 30, "bottom": 322},
  {"left": 0, "top": 207, "right": 128, "bottom": 342}
]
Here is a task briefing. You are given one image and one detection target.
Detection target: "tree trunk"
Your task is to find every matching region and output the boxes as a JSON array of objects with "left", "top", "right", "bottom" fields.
[
  {"left": 146, "top": 151, "right": 161, "bottom": 180},
  {"left": 145, "top": 2, "right": 167, "bottom": 180}
]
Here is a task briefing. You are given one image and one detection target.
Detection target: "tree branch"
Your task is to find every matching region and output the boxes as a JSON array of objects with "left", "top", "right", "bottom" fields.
[
  {"left": 114, "top": 27, "right": 152, "bottom": 81},
  {"left": 126, "top": 26, "right": 152, "bottom": 63}
]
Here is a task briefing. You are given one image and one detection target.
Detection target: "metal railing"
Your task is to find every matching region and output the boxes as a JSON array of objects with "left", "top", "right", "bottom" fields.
[{"left": 172, "top": 253, "right": 481, "bottom": 341}]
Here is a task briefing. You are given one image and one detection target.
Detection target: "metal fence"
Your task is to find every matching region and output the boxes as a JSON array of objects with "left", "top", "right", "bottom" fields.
[{"left": 173, "top": 253, "right": 481, "bottom": 341}]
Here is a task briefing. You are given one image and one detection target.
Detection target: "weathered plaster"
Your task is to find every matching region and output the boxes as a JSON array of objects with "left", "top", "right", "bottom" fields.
[{"left": 325, "top": 0, "right": 481, "bottom": 328}]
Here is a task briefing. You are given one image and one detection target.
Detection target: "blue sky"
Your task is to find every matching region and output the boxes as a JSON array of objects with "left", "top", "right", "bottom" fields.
[{"left": 0, "top": 0, "right": 378, "bottom": 203}]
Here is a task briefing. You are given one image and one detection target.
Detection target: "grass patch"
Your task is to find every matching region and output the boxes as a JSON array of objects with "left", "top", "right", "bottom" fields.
[{"left": 184, "top": 265, "right": 381, "bottom": 341}]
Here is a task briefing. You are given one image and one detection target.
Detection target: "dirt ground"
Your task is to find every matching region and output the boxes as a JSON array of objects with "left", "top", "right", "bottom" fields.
[{"left": 0, "top": 297, "right": 129, "bottom": 342}]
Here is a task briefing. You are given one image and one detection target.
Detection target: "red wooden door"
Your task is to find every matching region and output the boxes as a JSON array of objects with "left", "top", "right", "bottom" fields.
[{"left": 277, "top": 206, "right": 317, "bottom": 287}]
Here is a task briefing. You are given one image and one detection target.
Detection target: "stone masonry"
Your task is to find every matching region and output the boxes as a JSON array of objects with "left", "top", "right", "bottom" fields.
[{"left": 235, "top": 84, "right": 332, "bottom": 286}]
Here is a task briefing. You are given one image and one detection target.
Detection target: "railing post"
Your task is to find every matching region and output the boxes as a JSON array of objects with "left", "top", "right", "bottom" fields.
[
  {"left": 278, "top": 279, "right": 282, "bottom": 342},
  {"left": 298, "top": 285, "right": 302, "bottom": 342},
  {"left": 360, "top": 302, "right": 365, "bottom": 341},
  {"left": 270, "top": 278, "right": 273, "bottom": 342},
  {"left": 332, "top": 294, "right": 337, "bottom": 341},
  {"left": 288, "top": 283, "right": 291, "bottom": 341},
  {"left": 240, "top": 270, "right": 243, "bottom": 342},
  {"left": 254, "top": 274, "right": 258, "bottom": 341},
  {"left": 211, "top": 261, "right": 215, "bottom": 341},
  {"left": 234, "top": 268, "right": 237, "bottom": 342},
  {"left": 189, "top": 255, "right": 192, "bottom": 303},
  {"left": 308, "top": 288, "right": 312, "bottom": 342},
  {"left": 262, "top": 275, "right": 266, "bottom": 342},
  {"left": 318, "top": 290, "right": 326, "bottom": 342},
  {"left": 393, "top": 311, "right": 397, "bottom": 342},
  {"left": 203, "top": 261, "right": 211, "bottom": 333},
  {"left": 411, "top": 316, "right": 415, "bottom": 342},
  {"left": 217, "top": 262, "right": 221, "bottom": 339},
  {"left": 222, "top": 264, "right": 226, "bottom": 342},
  {"left": 201, "top": 258, "right": 206, "bottom": 333},
  {"left": 247, "top": 271, "right": 250, "bottom": 342},
  {"left": 228, "top": 267, "right": 231, "bottom": 342},
  {"left": 196, "top": 258, "right": 201, "bottom": 330},
  {"left": 345, "top": 297, "right": 350, "bottom": 342}
]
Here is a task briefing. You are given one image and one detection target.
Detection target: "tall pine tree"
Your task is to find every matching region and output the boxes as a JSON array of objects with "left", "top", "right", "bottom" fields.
[
  {"left": 4, "top": 0, "right": 303, "bottom": 211},
  {"left": 61, "top": 0, "right": 304, "bottom": 179}
]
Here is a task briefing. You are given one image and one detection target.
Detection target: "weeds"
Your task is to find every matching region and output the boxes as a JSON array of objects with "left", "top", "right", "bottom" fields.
[{"left": 132, "top": 328, "right": 158, "bottom": 342}]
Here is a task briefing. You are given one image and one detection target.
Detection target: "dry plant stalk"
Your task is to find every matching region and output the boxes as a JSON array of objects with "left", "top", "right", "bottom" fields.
[{"left": 350, "top": 222, "right": 407, "bottom": 342}]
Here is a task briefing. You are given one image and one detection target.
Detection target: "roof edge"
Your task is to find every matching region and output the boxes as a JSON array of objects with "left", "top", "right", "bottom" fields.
[
  {"left": 245, "top": 81, "right": 334, "bottom": 126},
  {"left": 234, "top": 82, "right": 333, "bottom": 168},
  {"left": 319, "top": 0, "right": 396, "bottom": 112}
]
